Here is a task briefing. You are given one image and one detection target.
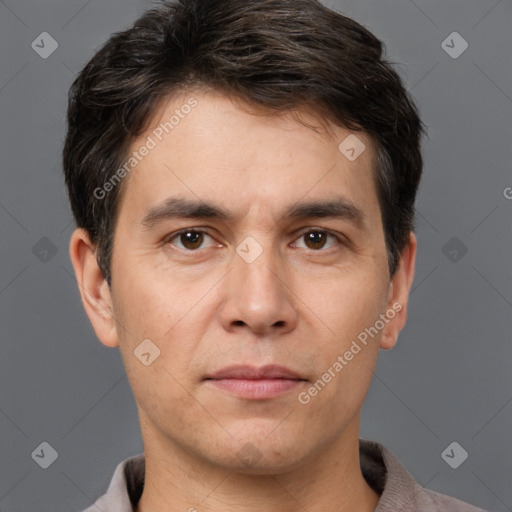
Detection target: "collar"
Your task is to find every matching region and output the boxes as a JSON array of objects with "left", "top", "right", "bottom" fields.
[{"left": 86, "top": 439, "right": 483, "bottom": 512}]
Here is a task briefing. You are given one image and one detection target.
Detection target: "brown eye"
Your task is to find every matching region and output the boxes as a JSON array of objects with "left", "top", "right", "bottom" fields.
[
  {"left": 166, "top": 229, "right": 215, "bottom": 251},
  {"left": 304, "top": 231, "right": 328, "bottom": 250},
  {"left": 180, "top": 230, "right": 204, "bottom": 249},
  {"left": 292, "top": 229, "right": 341, "bottom": 251}
]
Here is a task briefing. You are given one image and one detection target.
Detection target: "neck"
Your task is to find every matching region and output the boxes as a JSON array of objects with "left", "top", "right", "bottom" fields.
[{"left": 136, "top": 416, "right": 379, "bottom": 512}]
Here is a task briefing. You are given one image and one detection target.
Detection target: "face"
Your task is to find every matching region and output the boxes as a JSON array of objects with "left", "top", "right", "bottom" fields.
[{"left": 71, "top": 89, "right": 415, "bottom": 474}]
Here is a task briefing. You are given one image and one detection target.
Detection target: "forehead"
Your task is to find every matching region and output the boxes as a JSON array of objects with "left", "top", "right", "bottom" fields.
[{"left": 116, "top": 89, "right": 381, "bottom": 230}]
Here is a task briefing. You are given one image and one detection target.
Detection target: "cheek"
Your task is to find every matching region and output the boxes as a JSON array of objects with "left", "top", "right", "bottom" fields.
[
  {"left": 293, "top": 267, "right": 387, "bottom": 398},
  {"left": 301, "top": 267, "right": 389, "bottom": 342},
  {"left": 111, "top": 256, "right": 196, "bottom": 340},
  {"left": 114, "top": 296, "right": 200, "bottom": 434},
  {"left": 110, "top": 269, "right": 188, "bottom": 400}
]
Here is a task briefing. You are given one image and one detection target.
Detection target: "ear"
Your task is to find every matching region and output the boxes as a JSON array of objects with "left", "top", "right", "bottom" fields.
[
  {"left": 380, "top": 231, "right": 417, "bottom": 350},
  {"left": 69, "top": 228, "right": 119, "bottom": 348}
]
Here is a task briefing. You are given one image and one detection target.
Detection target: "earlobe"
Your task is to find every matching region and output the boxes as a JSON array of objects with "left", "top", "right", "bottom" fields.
[
  {"left": 69, "top": 228, "right": 119, "bottom": 348},
  {"left": 380, "top": 232, "right": 417, "bottom": 350}
]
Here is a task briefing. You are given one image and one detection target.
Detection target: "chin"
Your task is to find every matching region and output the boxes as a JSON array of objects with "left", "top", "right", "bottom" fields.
[{"left": 211, "top": 430, "right": 312, "bottom": 475}]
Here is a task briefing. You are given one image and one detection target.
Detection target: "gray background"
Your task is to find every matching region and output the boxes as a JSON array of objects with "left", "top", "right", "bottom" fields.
[{"left": 1, "top": 0, "right": 511, "bottom": 510}]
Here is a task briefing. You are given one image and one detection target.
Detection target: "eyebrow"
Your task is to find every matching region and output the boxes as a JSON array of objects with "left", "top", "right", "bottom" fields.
[{"left": 140, "top": 196, "right": 366, "bottom": 230}]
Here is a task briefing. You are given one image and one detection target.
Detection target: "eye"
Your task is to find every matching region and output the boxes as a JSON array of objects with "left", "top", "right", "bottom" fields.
[
  {"left": 165, "top": 229, "right": 217, "bottom": 251},
  {"left": 165, "top": 228, "right": 342, "bottom": 252},
  {"left": 292, "top": 229, "right": 342, "bottom": 251}
]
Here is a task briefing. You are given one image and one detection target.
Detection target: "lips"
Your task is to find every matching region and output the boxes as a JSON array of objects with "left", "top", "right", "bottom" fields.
[
  {"left": 208, "top": 378, "right": 303, "bottom": 399},
  {"left": 205, "top": 364, "right": 305, "bottom": 381},
  {"left": 204, "top": 364, "right": 306, "bottom": 400}
]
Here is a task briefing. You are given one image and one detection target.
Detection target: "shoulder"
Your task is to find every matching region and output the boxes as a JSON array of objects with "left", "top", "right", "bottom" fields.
[
  {"left": 80, "top": 453, "right": 145, "bottom": 512},
  {"left": 415, "top": 487, "right": 488, "bottom": 511},
  {"left": 362, "top": 440, "right": 487, "bottom": 512}
]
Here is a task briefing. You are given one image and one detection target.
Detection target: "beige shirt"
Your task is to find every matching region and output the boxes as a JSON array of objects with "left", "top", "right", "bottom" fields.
[{"left": 81, "top": 439, "right": 486, "bottom": 511}]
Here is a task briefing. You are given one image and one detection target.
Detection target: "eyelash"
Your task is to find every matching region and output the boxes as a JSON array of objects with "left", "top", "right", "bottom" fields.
[{"left": 163, "top": 227, "right": 344, "bottom": 253}]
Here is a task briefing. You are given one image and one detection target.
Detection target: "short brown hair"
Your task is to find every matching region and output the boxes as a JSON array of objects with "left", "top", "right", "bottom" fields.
[{"left": 63, "top": 0, "right": 425, "bottom": 285}]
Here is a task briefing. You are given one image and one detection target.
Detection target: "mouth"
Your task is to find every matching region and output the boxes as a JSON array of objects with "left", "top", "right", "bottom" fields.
[{"left": 204, "top": 364, "right": 307, "bottom": 400}]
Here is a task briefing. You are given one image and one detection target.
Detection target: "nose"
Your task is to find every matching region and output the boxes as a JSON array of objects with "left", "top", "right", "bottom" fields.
[{"left": 218, "top": 243, "right": 298, "bottom": 336}]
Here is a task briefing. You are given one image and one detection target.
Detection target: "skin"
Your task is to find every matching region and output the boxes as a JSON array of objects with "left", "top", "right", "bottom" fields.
[{"left": 70, "top": 88, "right": 416, "bottom": 512}]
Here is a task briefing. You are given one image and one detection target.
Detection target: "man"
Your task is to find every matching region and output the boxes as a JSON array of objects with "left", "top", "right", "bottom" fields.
[{"left": 63, "top": 0, "right": 485, "bottom": 510}]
